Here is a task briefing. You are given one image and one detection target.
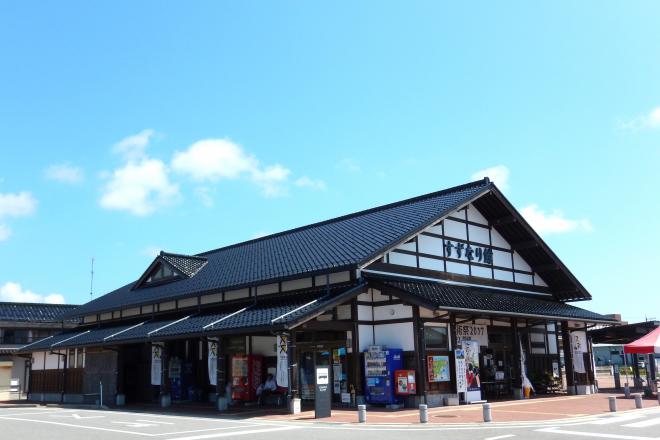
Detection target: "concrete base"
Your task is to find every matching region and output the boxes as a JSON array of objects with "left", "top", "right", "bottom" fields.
[
  {"left": 355, "top": 395, "right": 366, "bottom": 405},
  {"left": 62, "top": 394, "right": 84, "bottom": 404},
  {"left": 386, "top": 404, "right": 404, "bottom": 410},
  {"left": 116, "top": 394, "right": 125, "bottom": 406},
  {"left": 208, "top": 392, "right": 217, "bottom": 402},
  {"left": 289, "top": 397, "right": 301, "bottom": 414},
  {"left": 443, "top": 396, "right": 460, "bottom": 406},
  {"left": 216, "top": 397, "right": 228, "bottom": 411},
  {"left": 513, "top": 388, "right": 524, "bottom": 400},
  {"left": 160, "top": 394, "right": 172, "bottom": 408},
  {"left": 568, "top": 385, "right": 593, "bottom": 395}
]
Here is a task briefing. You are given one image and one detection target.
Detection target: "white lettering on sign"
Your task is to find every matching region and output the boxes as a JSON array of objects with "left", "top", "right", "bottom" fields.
[
  {"left": 455, "top": 324, "right": 488, "bottom": 347},
  {"left": 316, "top": 367, "right": 329, "bottom": 385}
]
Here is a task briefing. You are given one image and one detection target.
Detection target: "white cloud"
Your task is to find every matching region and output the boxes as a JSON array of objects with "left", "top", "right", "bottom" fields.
[
  {"left": 113, "top": 129, "right": 155, "bottom": 160},
  {"left": 618, "top": 106, "right": 660, "bottom": 130},
  {"left": 295, "top": 176, "right": 327, "bottom": 191},
  {"left": 339, "top": 158, "right": 361, "bottom": 172},
  {"left": 471, "top": 165, "right": 510, "bottom": 191},
  {"left": 172, "top": 139, "right": 291, "bottom": 197},
  {"left": 0, "top": 224, "right": 10, "bottom": 241},
  {"left": 0, "top": 191, "right": 38, "bottom": 218},
  {"left": 194, "top": 186, "right": 215, "bottom": 207},
  {"left": 520, "top": 204, "right": 593, "bottom": 234},
  {"left": 100, "top": 158, "right": 179, "bottom": 216},
  {"left": 0, "top": 282, "right": 65, "bottom": 304},
  {"left": 0, "top": 191, "right": 38, "bottom": 242},
  {"left": 45, "top": 163, "right": 84, "bottom": 184}
]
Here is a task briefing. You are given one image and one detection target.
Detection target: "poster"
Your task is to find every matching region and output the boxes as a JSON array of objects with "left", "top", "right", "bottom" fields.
[
  {"left": 208, "top": 338, "right": 218, "bottom": 386},
  {"left": 276, "top": 334, "right": 289, "bottom": 388},
  {"left": 455, "top": 324, "right": 489, "bottom": 347},
  {"left": 427, "top": 355, "right": 451, "bottom": 382},
  {"left": 455, "top": 349, "right": 467, "bottom": 393},
  {"left": 151, "top": 343, "right": 163, "bottom": 386},
  {"left": 463, "top": 340, "right": 481, "bottom": 391}
]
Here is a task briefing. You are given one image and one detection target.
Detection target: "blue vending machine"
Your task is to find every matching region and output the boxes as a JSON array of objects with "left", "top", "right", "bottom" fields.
[{"left": 364, "top": 346, "right": 403, "bottom": 405}]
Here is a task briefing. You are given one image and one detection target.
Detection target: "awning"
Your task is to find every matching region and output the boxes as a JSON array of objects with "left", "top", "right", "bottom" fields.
[
  {"left": 624, "top": 326, "right": 660, "bottom": 354},
  {"left": 18, "top": 282, "right": 365, "bottom": 352},
  {"left": 368, "top": 274, "right": 617, "bottom": 323}
]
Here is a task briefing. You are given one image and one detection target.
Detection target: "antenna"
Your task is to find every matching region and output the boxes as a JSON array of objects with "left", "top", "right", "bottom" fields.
[{"left": 90, "top": 257, "right": 95, "bottom": 299}]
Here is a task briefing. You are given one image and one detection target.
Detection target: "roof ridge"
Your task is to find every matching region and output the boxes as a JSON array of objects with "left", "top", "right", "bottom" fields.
[
  {"left": 0, "top": 302, "right": 78, "bottom": 307},
  {"left": 197, "top": 178, "right": 491, "bottom": 257},
  {"left": 160, "top": 251, "right": 208, "bottom": 261}
]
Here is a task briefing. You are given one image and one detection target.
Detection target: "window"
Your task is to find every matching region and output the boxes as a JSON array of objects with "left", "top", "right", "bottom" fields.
[
  {"left": 145, "top": 263, "right": 178, "bottom": 284},
  {"left": 424, "top": 324, "right": 449, "bottom": 350},
  {"left": 76, "top": 348, "right": 85, "bottom": 368}
]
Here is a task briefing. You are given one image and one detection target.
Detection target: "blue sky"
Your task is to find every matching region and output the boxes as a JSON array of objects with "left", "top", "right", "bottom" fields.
[{"left": 0, "top": 2, "right": 658, "bottom": 322}]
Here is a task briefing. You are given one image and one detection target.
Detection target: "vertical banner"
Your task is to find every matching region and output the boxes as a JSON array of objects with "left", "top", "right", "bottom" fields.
[
  {"left": 208, "top": 338, "right": 219, "bottom": 386},
  {"left": 455, "top": 348, "right": 467, "bottom": 393},
  {"left": 463, "top": 340, "right": 481, "bottom": 391},
  {"left": 571, "top": 331, "right": 586, "bottom": 374},
  {"left": 276, "top": 334, "right": 289, "bottom": 389},
  {"left": 151, "top": 343, "right": 163, "bottom": 386}
]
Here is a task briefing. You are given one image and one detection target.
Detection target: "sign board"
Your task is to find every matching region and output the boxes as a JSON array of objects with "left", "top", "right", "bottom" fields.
[
  {"left": 151, "top": 343, "right": 163, "bottom": 386},
  {"left": 455, "top": 349, "right": 467, "bottom": 393},
  {"left": 276, "top": 334, "right": 289, "bottom": 388},
  {"left": 427, "top": 356, "right": 451, "bottom": 382},
  {"left": 571, "top": 330, "right": 586, "bottom": 374},
  {"left": 455, "top": 324, "right": 488, "bottom": 347},
  {"left": 315, "top": 367, "right": 331, "bottom": 418},
  {"left": 208, "top": 338, "right": 218, "bottom": 386},
  {"left": 463, "top": 340, "right": 481, "bottom": 397}
]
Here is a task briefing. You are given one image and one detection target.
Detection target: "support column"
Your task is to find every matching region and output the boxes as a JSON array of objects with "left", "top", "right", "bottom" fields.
[
  {"left": 351, "top": 298, "right": 364, "bottom": 404},
  {"left": 216, "top": 337, "right": 228, "bottom": 411},
  {"left": 288, "top": 332, "right": 300, "bottom": 414},
  {"left": 116, "top": 347, "right": 125, "bottom": 406},
  {"left": 511, "top": 318, "right": 523, "bottom": 399},
  {"left": 160, "top": 343, "right": 171, "bottom": 407},
  {"left": 561, "top": 321, "right": 576, "bottom": 394},
  {"left": 412, "top": 306, "right": 425, "bottom": 406}
]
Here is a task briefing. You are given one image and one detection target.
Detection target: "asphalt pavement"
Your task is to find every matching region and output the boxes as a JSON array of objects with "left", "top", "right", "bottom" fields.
[{"left": 2, "top": 405, "right": 660, "bottom": 440}]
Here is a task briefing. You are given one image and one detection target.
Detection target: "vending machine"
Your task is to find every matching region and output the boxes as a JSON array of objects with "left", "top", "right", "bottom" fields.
[
  {"left": 394, "top": 370, "right": 417, "bottom": 396},
  {"left": 231, "top": 355, "right": 263, "bottom": 401},
  {"left": 364, "top": 346, "right": 403, "bottom": 404}
]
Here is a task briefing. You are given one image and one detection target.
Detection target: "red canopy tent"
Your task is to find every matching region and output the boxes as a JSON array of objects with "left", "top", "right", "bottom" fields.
[{"left": 624, "top": 326, "right": 660, "bottom": 354}]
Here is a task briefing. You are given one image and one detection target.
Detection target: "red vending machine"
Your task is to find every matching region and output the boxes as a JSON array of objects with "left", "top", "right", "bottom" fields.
[
  {"left": 394, "top": 370, "right": 417, "bottom": 396},
  {"left": 231, "top": 355, "right": 263, "bottom": 401}
]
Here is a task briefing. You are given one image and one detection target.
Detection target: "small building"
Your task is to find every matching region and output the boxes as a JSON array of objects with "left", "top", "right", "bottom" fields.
[
  {"left": 19, "top": 179, "right": 617, "bottom": 407},
  {"left": 0, "top": 302, "right": 78, "bottom": 400}
]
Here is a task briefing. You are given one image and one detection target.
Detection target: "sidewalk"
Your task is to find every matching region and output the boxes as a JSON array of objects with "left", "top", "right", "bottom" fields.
[{"left": 258, "top": 391, "right": 659, "bottom": 424}]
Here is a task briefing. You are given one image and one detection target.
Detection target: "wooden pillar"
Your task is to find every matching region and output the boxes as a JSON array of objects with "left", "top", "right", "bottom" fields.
[
  {"left": 160, "top": 343, "right": 170, "bottom": 401},
  {"left": 288, "top": 331, "right": 298, "bottom": 398},
  {"left": 561, "top": 321, "right": 575, "bottom": 390},
  {"left": 351, "top": 298, "right": 362, "bottom": 396},
  {"left": 511, "top": 318, "right": 522, "bottom": 391},
  {"left": 413, "top": 306, "right": 426, "bottom": 401}
]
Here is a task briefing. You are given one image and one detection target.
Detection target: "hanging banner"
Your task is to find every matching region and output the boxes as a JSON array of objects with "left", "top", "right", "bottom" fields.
[
  {"left": 455, "top": 324, "right": 488, "bottom": 347},
  {"left": 208, "top": 338, "right": 219, "bottom": 386},
  {"left": 571, "top": 331, "right": 586, "bottom": 374},
  {"left": 455, "top": 349, "right": 467, "bottom": 393},
  {"left": 463, "top": 340, "right": 481, "bottom": 392},
  {"left": 276, "top": 334, "right": 289, "bottom": 388},
  {"left": 151, "top": 343, "right": 163, "bottom": 386}
]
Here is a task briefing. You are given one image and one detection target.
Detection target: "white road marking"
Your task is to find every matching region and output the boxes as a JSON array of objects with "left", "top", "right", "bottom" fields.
[
  {"left": 590, "top": 414, "right": 647, "bottom": 425},
  {"left": 623, "top": 417, "right": 660, "bottom": 428},
  {"left": 166, "top": 425, "right": 302, "bottom": 440},
  {"left": 536, "top": 427, "right": 656, "bottom": 440},
  {"left": 0, "top": 415, "right": 153, "bottom": 436},
  {"left": 485, "top": 435, "right": 516, "bottom": 440},
  {"left": 113, "top": 421, "right": 158, "bottom": 428},
  {"left": 50, "top": 413, "right": 105, "bottom": 419},
  {"left": 137, "top": 419, "right": 175, "bottom": 425}
]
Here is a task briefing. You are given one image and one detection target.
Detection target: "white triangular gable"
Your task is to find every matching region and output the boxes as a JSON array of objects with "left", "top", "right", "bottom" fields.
[{"left": 384, "top": 203, "right": 549, "bottom": 288}]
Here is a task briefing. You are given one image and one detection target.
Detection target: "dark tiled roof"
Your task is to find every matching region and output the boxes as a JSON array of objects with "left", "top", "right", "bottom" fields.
[
  {"left": 371, "top": 276, "right": 615, "bottom": 323},
  {"left": 20, "top": 284, "right": 364, "bottom": 351},
  {"left": 69, "top": 180, "right": 490, "bottom": 317},
  {"left": 0, "top": 302, "right": 78, "bottom": 322},
  {"left": 160, "top": 252, "right": 208, "bottom": 277}
]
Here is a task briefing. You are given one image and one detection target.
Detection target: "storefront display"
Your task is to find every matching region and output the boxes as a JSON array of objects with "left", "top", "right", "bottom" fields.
[
  {"left": 395, "top": 370, "right": 417, "bottom": 395},
  {"left": 426, "top": 356, "right": 451, "bottom": 382},
  {"left": 364, "top": 346, "right": 403, "bottom": 404},
  {"left": 231, "top": 355, "right": 263, "bottom": 401}
]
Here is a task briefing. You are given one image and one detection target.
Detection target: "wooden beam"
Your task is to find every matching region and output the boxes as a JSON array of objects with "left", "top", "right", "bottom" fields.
[
  {"left": 491, "top": 215, "right": 517, "bottom": 226},
  {"left": 511, "top": 240, "right": 539, "bottom": 251},
  {"left": 535, "top": 263, "right": 559, "bottom": 272}
]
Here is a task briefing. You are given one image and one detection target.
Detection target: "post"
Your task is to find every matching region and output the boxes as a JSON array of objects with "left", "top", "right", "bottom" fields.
[
  {"left": 419, "top": 404, "right": 428, "bottom": 423},
  {"left": 609, "top": 396, "right": 617, "bottom": 412},
  {"left": 288, "top": 332, "right": 301, "bottom": 414},
  {"left": 99, "top": 380, "right": 103, "bottom": 408},
  {"left": 116, "top": 347, "right": 125, "bottom": 406},
  {"left": 483, "top": 402, "right": 492, "bottom": 422},
  {"left": 160, "top": 344, "right": 171, "bottom": 407},
  {"left": 561, "top": 321, "right": 576, "bottom": 394},
  {"left": 511, "top": 318, "right": 523, "bottom": 399},
  {"left": 635, "top": 393, "right": 643, "bottom": 409},
  {"left": 624, "top": 383, "right": 631, "bottom": 398},
  {"left": 357, "top": 404, "right": 366, "bottom": 423}
]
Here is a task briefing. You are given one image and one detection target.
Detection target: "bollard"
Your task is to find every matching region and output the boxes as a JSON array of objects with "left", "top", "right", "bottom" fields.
[
  {"left": 657, "top": 392, "right": 660, "bottom": 406},
  {"left": 358, "top": 404, "right": 367, "bottom": 423},
  {"left": 609, "top": 396, "right": 617, "bottom": 412},
  {"left": 624, "top": 384, "right": 631, "bottom": 398},
  {"left": 419, "top": 404, "right": 428, "bottom": 423},
  {"left": 483, "top": 403, "right": 492, "bottom": 422},
  {"left": 635, "top": 394, "right": 643, "bottom": 409}
]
